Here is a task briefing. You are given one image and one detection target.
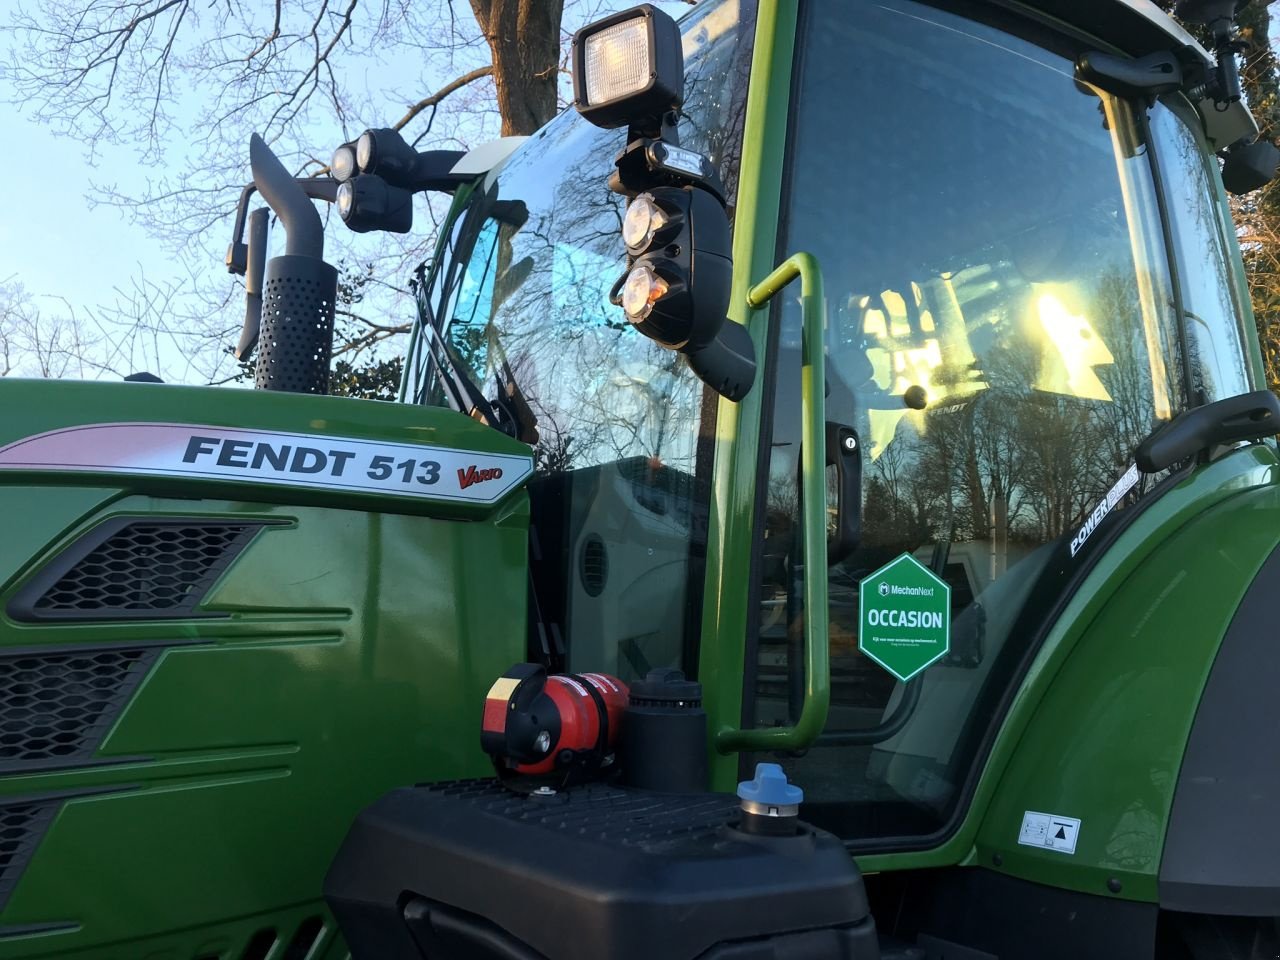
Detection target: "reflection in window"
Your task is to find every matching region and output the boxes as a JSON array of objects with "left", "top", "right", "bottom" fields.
[
  {"left": 412, "top": 0, "right": 756, "bottom": 684},
  {"left": 1150, "top": 98, "right": 1252, "bottom": 403},
  {"left": 754, "top": 1, "right": 1186, "bottom": 844}
]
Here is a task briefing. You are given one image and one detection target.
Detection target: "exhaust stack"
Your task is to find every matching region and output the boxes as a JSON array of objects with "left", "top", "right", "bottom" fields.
[{"left": 249, "top": 133, "right": 337, "bottom": 394}]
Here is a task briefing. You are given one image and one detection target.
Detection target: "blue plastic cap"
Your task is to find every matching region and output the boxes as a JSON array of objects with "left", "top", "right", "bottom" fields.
[{"left": 736, "top": 762, "right": 804, "bottom": 807}]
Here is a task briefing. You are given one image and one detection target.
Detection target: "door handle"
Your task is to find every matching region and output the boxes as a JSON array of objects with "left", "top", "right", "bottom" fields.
[
  {"left": 716, "top": 252, "right": 831, "bottom": 754},
  {"left": 825, "top": 421, "right": 862, "bottom": 565}
]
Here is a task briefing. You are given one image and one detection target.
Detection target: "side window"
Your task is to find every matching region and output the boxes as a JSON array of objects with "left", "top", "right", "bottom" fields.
[
  {"left": 409, "top": 0, "right": 756, "bottom": 684},
  {"left": 1150, "top": 98, "right": 1253, "bottom": 403},
  {"left": 751, "top": 2, "right": 1186, "bottom": 844}
]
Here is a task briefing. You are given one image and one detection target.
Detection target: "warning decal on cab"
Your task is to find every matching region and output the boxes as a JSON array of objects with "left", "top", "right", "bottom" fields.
[{"left": 0, "top": 422, "right": 533, "bottom": 505}]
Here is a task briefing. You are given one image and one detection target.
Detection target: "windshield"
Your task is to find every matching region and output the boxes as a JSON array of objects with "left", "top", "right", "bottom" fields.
[{"left": 407, "top": 0, "right": 756, "bottom": 682}]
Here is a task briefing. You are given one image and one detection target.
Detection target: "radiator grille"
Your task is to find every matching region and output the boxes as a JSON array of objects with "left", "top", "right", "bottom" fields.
[
  {"left": 10, "top": 519, "right": 264, "bottom": 621},
  {"left": 0, "top": 800, "right": 58, "bottom": 915},
  {"left": 0, "top": 648, "right": 156, "bottom": 768}
]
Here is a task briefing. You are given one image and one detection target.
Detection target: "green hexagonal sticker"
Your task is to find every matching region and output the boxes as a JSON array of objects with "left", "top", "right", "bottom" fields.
[{"left": 859, "top": 554, "right": 951, "bottom": 682}]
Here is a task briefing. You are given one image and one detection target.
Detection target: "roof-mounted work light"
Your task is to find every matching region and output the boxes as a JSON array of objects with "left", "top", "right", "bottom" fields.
[
  {"left": 355, "top": 128, "right": 420, "bottom": 187},
  {"left": 336, "top": 175, "right": 413, "bottom": 234},
  {"left": 330, "top": 142, "right": 358, "bottom": 183},
  {"left": 572, "top": 4, "right": 683, "bottom": 133}
]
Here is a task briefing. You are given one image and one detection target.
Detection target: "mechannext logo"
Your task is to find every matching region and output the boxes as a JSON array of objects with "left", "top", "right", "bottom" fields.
[{"left": 886, "top": 584, "right": 935, "bottom": 596}]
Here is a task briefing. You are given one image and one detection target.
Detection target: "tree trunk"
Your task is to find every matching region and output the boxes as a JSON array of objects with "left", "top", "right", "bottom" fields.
[{"left": 469, "top": 0, "right": 567, "bottom": 136}]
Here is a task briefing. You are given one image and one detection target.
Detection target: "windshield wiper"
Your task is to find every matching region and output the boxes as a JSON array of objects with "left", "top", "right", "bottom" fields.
[{"left": 412, "top": 184, "right": 541, "bottom": 445}]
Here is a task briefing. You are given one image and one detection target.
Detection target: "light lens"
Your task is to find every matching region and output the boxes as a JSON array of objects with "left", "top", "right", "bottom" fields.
[
  {"left": 336, "top": 181, "right": 354, "bottom": 220},
  {"left": 622, "top": 194, "right": 667, "bottom": 253},
  {"left": 652, "top": 143, "right": 707, "bottom": 180},
  {"left": 621, "top": 264, "right": 669, "bottom": 321},
  {"left": 583, "top": 17, "right": 651, "bottom": 105},
  {"left": 331, "top": 145, "right": 356, "bottom": 182},
  {"left": 356, "top": 131, "right": 375, "bottom": 171}
]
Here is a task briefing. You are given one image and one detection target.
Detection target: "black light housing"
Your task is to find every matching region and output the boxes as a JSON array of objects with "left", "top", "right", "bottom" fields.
[
  {"left": 356, "top": 128, "right": 420, "bottom": 186},
  {"left": 1221, "top": 138, "right": 1280, "bottom": 195},
  {"left": 336, "top": 174, "right": 413, "bottom": 234},
  {"left": 572, "top": 4, "right": 683, "bottom": 133},
  {"left": 614, "top": 186, "right": 730, "bottom": 353}
]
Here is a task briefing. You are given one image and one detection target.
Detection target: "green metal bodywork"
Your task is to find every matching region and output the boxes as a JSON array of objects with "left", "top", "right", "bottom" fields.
[
  {"left": 976, "top": 446, "right": 1280, "bottom": 901},
  {"left": 697, "top": 0, "right": 798, "bottom": 792},
  {"left": 0, "top": 381, "right": 530, "bottom": 957},
  {"left": 853, "top": 444, "right": 1280, "bottom": 897}
]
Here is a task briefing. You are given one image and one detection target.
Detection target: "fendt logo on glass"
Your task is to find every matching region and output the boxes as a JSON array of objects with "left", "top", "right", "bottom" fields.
[{"left": 0, "top": 423, "right": 534, "bottom": 505}]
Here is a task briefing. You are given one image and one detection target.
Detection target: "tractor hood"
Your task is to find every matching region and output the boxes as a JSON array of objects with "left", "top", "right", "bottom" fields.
[{"left": 0, "top": 379, "right": 534, "bottom": 521}]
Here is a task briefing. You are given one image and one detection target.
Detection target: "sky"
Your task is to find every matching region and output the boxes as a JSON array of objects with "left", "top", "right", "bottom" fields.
[{"left": 0, "top": 98, "right": 156, "bottom": 324}]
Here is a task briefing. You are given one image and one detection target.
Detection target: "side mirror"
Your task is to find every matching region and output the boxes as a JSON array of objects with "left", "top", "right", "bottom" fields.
[{"left": 1221, "top": 139, "right": 1280, "bottom": 195}]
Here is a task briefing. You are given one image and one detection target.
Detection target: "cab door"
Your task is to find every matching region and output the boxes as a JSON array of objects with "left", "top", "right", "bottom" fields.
[{"left": 713, "top": 0, "right": 1230, "bottom": 852}]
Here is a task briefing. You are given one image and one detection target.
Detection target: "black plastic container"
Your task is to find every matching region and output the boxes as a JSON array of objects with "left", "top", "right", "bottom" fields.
[
  {"left": 325, "top": 780, "right": 879, "bottom": 960},
  {"left": 621, "top": 667, "right": 707, "bottom": 792}
]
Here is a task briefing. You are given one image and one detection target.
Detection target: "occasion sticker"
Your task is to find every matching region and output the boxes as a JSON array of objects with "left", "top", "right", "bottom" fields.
[{"left": 0, "top": 422, "right": 533, "bottom": 505}]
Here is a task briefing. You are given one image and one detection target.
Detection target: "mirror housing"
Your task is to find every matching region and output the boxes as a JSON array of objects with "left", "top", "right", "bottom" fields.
[{"left": 1221, "top": 138, "right": 1280, "bottom": 195}]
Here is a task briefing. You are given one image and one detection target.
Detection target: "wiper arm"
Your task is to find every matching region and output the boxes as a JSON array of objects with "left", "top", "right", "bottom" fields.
[{"left": 492, "top": 358, "right": 539, "bottom": 445}]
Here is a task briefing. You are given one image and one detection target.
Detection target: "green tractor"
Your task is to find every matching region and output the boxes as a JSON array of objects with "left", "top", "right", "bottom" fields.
[{"left": 3, "top": 0, "right": 1280, "bottom": 956}]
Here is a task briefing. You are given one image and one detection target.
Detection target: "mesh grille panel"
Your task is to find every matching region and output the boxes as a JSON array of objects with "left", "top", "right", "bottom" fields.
[
  {"left": 0, "top": 800, "right": 58, "bottom": 914},
  {"left": 0, "top": 648, "right": 157, "bottom": 767},
  {"left": 11, "top": 520, "right": 263, "bottom": 621}
]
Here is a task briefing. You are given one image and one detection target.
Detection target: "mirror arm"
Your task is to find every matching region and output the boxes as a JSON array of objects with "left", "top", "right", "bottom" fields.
[
  {"left": 1136, "top": 389, "right": 1280, "bottom": 473},
  {"left": 234, "top": 207, "right": 269, "bottom": 361}
]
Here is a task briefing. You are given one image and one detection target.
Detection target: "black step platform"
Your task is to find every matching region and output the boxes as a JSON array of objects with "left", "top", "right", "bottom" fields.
[{"left": 324, "top": 779, "right": 879, "bottom": 960}]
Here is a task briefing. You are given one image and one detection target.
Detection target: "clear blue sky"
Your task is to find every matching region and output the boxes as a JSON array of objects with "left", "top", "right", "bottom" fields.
[{"left": 0, "top": 101, "right": 157, "bottom": 314}]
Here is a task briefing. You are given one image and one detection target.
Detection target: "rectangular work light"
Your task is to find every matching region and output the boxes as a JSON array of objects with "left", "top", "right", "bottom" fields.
[{"left": 572, "top": 4, "right": 683, "bottom": 131}]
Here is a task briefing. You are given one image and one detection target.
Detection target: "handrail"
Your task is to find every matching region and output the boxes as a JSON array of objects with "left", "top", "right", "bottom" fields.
[{"left": 716, "top": 252, "right": 831, "bottom": 753}]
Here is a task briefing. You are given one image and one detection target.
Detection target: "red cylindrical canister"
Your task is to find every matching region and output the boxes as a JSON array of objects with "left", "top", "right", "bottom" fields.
[
  {"left": 480, "top": 663, "right": 629, "bottom": 778},
  {"left": 517, "top": 672, "right": 629, "bottom": 774}
]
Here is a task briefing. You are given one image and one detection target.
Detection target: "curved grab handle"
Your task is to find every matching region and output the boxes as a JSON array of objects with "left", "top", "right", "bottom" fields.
[{"left": 716, "top": 252, "right": 831, "bottom": 754}]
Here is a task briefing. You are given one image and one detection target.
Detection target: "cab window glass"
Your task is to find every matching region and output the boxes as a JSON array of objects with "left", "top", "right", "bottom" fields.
[
  {"left": 753, "top": 1, "right": 1186, "bottom": 843},
  {"left": 413, "top": 0, "right": 755, "bottom": 683},
  {"left": 1150, "top": 98, "right": 1253, "bottom": 402}
]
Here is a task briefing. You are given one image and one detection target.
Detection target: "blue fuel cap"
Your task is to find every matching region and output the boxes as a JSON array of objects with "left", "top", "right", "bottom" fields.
[{"left": 736, "top": 762, "right": 803, "bottom": 809}]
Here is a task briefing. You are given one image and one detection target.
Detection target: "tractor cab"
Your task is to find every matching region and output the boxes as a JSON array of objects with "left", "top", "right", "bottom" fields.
[
  {"left": 401, "top": 0, "right": 1271, "bottom": 843},
  {"left": 3, "top": 0, "right": 1280, "bottom": 958},
  {"left": 327, "top": 0, "right": 1280, "bottom": 956}
]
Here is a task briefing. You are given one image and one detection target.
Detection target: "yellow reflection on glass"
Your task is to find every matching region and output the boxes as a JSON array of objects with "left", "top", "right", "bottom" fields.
[
  {"left": 1033, "top": 290, "right": 1114, "bottom": 401},
  {"left": 682, "top": 0, "right": 740, "bottom": 57}
]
